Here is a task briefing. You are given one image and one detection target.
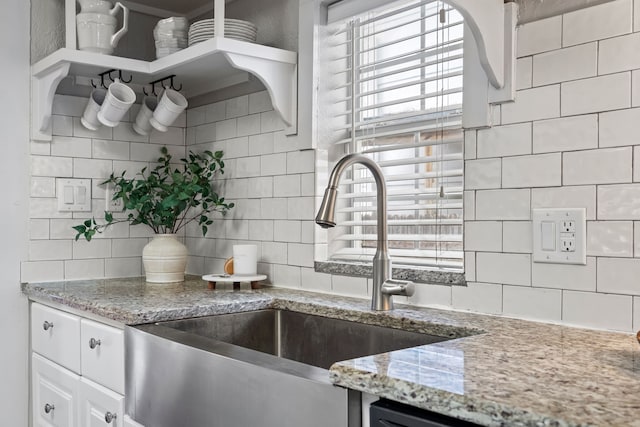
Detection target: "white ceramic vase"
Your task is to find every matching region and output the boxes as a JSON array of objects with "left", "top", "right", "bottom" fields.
[{"left": 142, "top": 234, "right": 188, "bottom": 283}]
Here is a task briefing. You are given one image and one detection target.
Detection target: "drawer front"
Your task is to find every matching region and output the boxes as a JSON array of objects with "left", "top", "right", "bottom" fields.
[
  {"left": 79, "top": 377, "right": 124, "bottom": 427},
  {"left": 81, "top": 319, "right": 125, "bottom": 394},
  {"left": 32, "top": 303, "right": 81, "bottom": 373},
  {"left": 32, "top": 353, "right": 80, "bottom": 427},
  {"left": 123, "top": 415, "right": 145, "bottom": 427}
]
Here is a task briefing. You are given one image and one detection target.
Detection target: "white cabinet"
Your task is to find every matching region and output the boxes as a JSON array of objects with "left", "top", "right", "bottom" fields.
[
  {"left": 81, "top": 319, "right": 125, "bottom": 394},
  {"left": 30, "top": 302, "right": 144, "bottom": 427},
  {"left": 78, "top": 378, "right": 125, "bottom": 427},
  {"left": 32, "top": 353, "right": 80, "bottom": 427}
]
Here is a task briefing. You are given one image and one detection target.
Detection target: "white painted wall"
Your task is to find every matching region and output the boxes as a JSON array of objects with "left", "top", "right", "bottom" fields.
[{"left": 0, "top": 0, "right": 30, "bottom": 424}]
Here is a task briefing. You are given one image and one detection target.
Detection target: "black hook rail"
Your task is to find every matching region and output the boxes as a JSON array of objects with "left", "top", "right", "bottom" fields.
[
  {"left": 143, "top": 74, "right": 183, "bottom": 97},
  {"left": 90, "top": 69, "right": 133, "bottom": 89}
]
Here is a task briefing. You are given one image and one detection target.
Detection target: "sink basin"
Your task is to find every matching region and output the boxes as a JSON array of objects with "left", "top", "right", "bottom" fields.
[
  {"left": 125, "top": 309, "right": 457, "bottom": 427},
  {"left": 158, "top": 309, "right": 448, "bottom": 370}
]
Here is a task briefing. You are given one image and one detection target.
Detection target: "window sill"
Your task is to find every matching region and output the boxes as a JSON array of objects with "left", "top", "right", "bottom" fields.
[{"left": 314, "top": 261, "right": 466, "bottom": 286}]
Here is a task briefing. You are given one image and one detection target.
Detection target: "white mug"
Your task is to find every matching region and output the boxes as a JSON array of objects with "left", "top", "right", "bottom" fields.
[
  {"left": 150, "top": 89, "right": 188, "bottom": 132},
  {"left": 233, "top": 245, "right": 258, "bottom": 276},
  {"left": 81, "top": 88, "right": 107, "bottom": 131},
  {"left": 133, "top": 96, "right": 158, "bottom": 135},
  {"left": 97, "top": 81, "right": 136, "bottom": 127}
]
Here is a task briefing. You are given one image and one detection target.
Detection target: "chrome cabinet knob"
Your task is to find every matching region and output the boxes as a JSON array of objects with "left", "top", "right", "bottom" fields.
[
  {"left": 104, "top": 411, "right": 117, "bottom": 423},
  {"left": 44, "top": 403, "right": 55, "bottom": 414},
  {"left": 42, "top": 321, "right": 54, "bottom": 331},
  {"left": 89, "top": 338, "right": 101, "bottom": 349}
]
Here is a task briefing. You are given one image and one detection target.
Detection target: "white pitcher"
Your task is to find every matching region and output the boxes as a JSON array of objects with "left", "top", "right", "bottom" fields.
[{"left": 76, "top": 0, "right": 129, "bottom": 55}]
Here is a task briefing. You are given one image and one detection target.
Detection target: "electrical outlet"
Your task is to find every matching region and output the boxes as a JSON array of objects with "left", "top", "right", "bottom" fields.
[
  {"left": 105, "top": 185, "right": 123, "bottom": 212},
  {"left": 561, "top": 238, "right": 575, "bottom": 252},
  {"left": 562, "top": 220, "right": 576, "bottom": 233}
]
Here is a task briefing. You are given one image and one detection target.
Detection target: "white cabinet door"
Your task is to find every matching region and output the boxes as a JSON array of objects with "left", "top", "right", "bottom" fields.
[
  {"left": 78, "top": 377, "right": 124, "bottom": 427},
  {"left": 32, "top": 303, "right": 81, "bottom": 373},
  {"left": 32, "top": 353, "right": 80, "bottom": 427},
  {"left": 80, "top": 318, "right": 125, "bottom": 394}
]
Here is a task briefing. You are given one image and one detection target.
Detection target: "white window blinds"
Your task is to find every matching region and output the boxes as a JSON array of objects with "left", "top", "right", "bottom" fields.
[{"left": 323, "top": 0, "right": 464, "bottom": 270}]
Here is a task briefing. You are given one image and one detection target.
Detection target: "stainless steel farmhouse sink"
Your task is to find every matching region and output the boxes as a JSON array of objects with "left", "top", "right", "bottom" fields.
[{"left": 125, "top": 309, "right": 457, "bottom": 427}]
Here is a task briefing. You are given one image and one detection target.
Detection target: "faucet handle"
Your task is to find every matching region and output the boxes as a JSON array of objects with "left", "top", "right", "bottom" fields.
[{"left": 381, "top": 279, "right": 415, "bottom": 297}]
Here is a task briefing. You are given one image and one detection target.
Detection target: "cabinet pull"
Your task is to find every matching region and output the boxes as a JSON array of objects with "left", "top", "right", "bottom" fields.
[
  {"left": 44, "top": 403, "right": 55, "bottom": 414},
  {"left": 89, "top": 338, "right": 101, "bottom": 349},
  {"left": 104, "top": 411, "right": 117, "bottom": 424},
  {"left": 42, "top": 321, "right": 54, "bottom": 331}
]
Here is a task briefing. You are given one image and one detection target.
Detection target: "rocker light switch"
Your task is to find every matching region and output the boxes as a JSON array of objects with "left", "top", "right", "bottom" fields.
[
  {"left": 541, "top": 221, "right": 555, "bottom": 251},
  {"left": 57, "top": 178, "right": 92, "bottom": 212}
]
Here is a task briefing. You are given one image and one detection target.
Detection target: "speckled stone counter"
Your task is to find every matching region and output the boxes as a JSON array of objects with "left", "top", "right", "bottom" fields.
[{"left": 22, "top": 277, "right": 640, "bottom": 427}]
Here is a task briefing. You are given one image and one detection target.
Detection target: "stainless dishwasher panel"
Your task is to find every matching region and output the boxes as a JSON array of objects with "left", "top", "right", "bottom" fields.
[{"left": 125, "top": 324, "right": 361, "bottom": 427}]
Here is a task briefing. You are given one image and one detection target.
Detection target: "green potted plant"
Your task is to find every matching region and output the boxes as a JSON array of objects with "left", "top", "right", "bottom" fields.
[{"left": 73, "top": 146, "right": 234, "bottom": 283}]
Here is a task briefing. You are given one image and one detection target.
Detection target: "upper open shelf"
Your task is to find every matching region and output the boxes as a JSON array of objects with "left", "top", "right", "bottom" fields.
[{"left": 31, "top": 37, "right": 298, "bottom": 141}]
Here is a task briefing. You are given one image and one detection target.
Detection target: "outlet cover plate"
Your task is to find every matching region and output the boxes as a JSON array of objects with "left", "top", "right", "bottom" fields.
[{"left": 532, "top": 208, "right": 586, "bottom": 265}]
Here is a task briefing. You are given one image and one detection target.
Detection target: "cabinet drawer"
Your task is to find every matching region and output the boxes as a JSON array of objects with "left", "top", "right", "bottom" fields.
[
  {"left": 32, "top": 353, "right": 80, "bottom": 427},
  {"left": 81, "top": 319, "right": 125, "bottom": 394},
  {"left": 32, "top": 303, "right": 81, "bottom": 373},
  {"left": 79, "top": 377, "right": 124, "bottom": 427}
]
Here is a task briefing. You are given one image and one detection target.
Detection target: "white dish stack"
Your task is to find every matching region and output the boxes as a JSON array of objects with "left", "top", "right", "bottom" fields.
[
  {"left": 188, "top": 18, "right": 257, "bottom": 46},
  {"left": 154, "top": 17, "right": 189, "bottom": 59}
]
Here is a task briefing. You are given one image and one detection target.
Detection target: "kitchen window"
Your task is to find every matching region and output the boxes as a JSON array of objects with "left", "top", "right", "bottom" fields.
[{"left": 317, "top": 0, "right": 464, "bottom": 280}]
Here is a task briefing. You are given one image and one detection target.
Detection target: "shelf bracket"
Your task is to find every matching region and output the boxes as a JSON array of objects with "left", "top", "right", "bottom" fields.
[
  {"left": 445, "top": 0, "right": 510, "bottom": 89},
  {"left": 224, "top": 52, "right": 298, "bottom": 135},
  {"left": 31, "top": 62, "right": 71, "bottom": 141}
]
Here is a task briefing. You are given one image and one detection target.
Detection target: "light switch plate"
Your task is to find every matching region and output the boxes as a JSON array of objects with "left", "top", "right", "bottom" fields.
[
  {"left": 56, "top": 178, "right": 92, "bottom": 212},
  {"left": 532, "top": 208, "right": 586, "bottom": 265}
]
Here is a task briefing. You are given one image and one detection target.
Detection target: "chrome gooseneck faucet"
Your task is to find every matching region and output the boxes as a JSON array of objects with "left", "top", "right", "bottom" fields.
[{"left": 316, "top": 153, "right": 415, "bottom": 311}]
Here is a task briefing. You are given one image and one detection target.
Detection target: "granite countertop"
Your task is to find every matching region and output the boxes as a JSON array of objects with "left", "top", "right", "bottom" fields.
[{"left": 23, "top": 277, "right": 640, "bottom": 427}]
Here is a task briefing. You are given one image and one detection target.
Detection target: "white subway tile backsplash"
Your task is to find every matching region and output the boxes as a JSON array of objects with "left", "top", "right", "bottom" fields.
[
  {"left": 73, "top": 158, "right": 112, "bottom": 179},
  {"left": 533, "top": 115, "right": 598, "bottom": 153},
  {"left": 561, "top": 73, "right": 631, "bottom": 116},
  {"left": 407, "top": 283, "right": 452, "bottom": 308},
  {"left": 464, "top": 191, "right": 475, "bottom": 221},
  {"left": 464, "top": 159, "right": 501, "bottom": 190},
  {"left": 73, "top": 239, "right": 111, "bottom": 259},
  {"left": 587, "top": 221, "right": 633, "bottom": 257},
  {"left": 300, "top": 268, "right": 332, "bottom": 293},
  {"left": 249, "top": 91, "right": 272, "bottom": 114},
  {"left": 274, "top": 220, "right": 301, "bottom": 242},
  {"left": 21, "top": 260, "right": 64, "bottom": 282},
  {"left": 206, "top": 101, "right": 226, "bottom": 123},
  {"left": 464, "top": 221, "right": 502, "bottom": 252},
  {"left": 29, "top": 198, "right": 72, "bottom": 219},
  {"left": 261, "top": 198, "right": 289, "bottom": 219},
  {"left": 563, "top": 147, "right": 632, "bottom": 185},
  {"left": 29, "top": 219, "right": 49, "bottom": 240},
  {"left": 216, "top": 119, "right": 237, "bottom": 140},
  {"left": 287, "top": 151, "right": 315, "bottom": 174},
  {"left": 532, "top": 186, "right": 596, "bottom": 219},
  {"left": 29, "top": 240, "right": 72, "bottom": 261},
  {"left": 562, "top": 0, "right": 632, "bottom": 47},
  {"left": 248, "top": 220, "right": 274, "bottom": 241},
  {"left": 52, "top": 95, "right": 86, "bottom": 116},
  {"left": 149, "top": 127, "right": 184, "bottom": 146},
  {"left": 516, "top": 57, "right": 532, "bottom": 90},
  {"left": 517, "top": 15, "right": 562, "bottom": 57},
  {"left": 273, "top": 264, "right": 302, "bottom": 288},
  {"left": 464, "top": 129, "right": 476, "bottom": 160},
  {"left": 635, "top": 0, "right": 640, "bottom": 32},
  {"left": 226, "top": 95, "right": 249, "bottom": 118},
  {"left": 31, "top": 177, "right": 56, "bottom": 198},
  {"left": 477, "top": 123, "right": 531, "bottom": 158},
  {"left": 562, "top": 290, "right": 632, "bottom": 331},
  {"left": 31, "top": 141, "right": 51, "bottom": 156},
  {"left": 195, "top": 123, "right": 216, "bottom": 144},
  {"left": 261, "top": 153, "right": 287, "bottom": 176},
  {"left": 105, "top": 257, "right": 141, "bottom": 278},
  {"left": 72, "top": 118, "right": 112, "bottom": 140},
  {"left": 31, "top": 156, "right": 73, "bottom": 177},
  {"left": 50, "top": 219, "right": 82, "bottom": 240},
  {"left": 287, "top": 243, "right": 314, "bottom": 267},
  {"left": 598, "top": 184, "right": 640, "bottom": 219},
  {"left": 452, "top": 282, "right": 502, "bottom": 314},
  {"left": 287, "top": 197, "right": 315, "bottom": 220},
  {"left": 301, "top": 173, "right": 315, "bottom": 196},
  {"left": 51, "top": 136, "right": 91, "bottom": 158},
  {"left": 260, "top": 110, "right": 284, "bottom": 133},
  {"left": 261, "top": 241, "right": 288, "bottom": 264},
  {"left": 113, "top": 122, "right": 148, "bottom": 143},
  {"left": 502, "top": 153, "right": 561, "bottom": 188},
  {"left": 476, "top": 189, "right": 530, "bottom": 220},
  {"left": 599, "top": 32, "right": 640, "bottom": 75},
  {"left": 92, "top": 139, "right": 129, "bottom": 160},
  {"left": 112, "top": 238, "right": 148, "bottom": 258},
  {"left": 273, "top": 175, "right": 301, "bottom": 197},
  {"left": 503, "top": 221, "right": 532, "bottom": 253},
  {"left": 249, "top": 133, "right": 275, "bottom": 155},
  {"left": 224, "top": 219, "right": 249, "bottom": 240},
  {"left": 503, "top": 286, "right": 562, "bottom": 321},
  {"left": 502, "top": 85, "right": 560, "bottom": 124},
  {"left": 225, "top": 137, "right": 250, "bottom": 159},
  {"left": 274, "top": 131, "right": 298, "bottom": 153},
  {"left": 332, "top": 275, "right": 368, "bottom": 298},
  {"left": 600, "top": 108, "right": 640, "bottom": 148},
  {"left": 532, "top": 42, "right": 597, "bottom": 86},
  {"left": 531, "top": 257, "right": 597, "bottom": 291},
  {"left": 237, "top": 114, "right": 261, "bottom": 137},
  {"left": 65, "top": 259, "right": 104, "bottom": 280},
  {"left": 597, "top": 257, "right": 640, "bottom": 295},
  {"left": 187, "top": 106, "right": 206, "bottom": 127},
  {"left": 247, "top": 176, "right": 273, "bottom": 198},
  {"left": 235, "top": 156, "right": 261, "bottom": 178},
  {"left": 476, "top": 253, "right": 531, "bottom": 286},
  {"left": 464, "top": 252, "right": 476, "bottom": 282},
  {"left": 52, "top": 115, "right": 73, "bottom": 137}
]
